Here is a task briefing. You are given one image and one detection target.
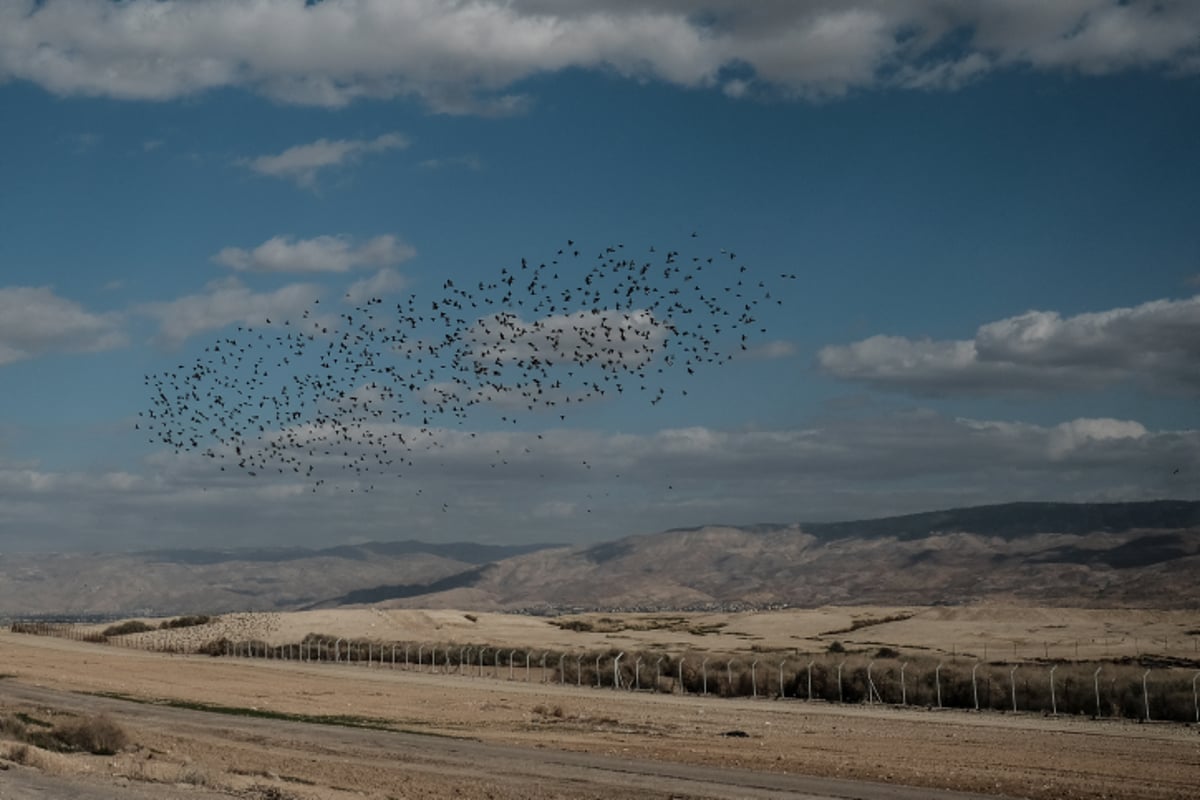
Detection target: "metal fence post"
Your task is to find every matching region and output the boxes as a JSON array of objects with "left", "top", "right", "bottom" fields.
[
  {"left": 1142, "top": 669, "right": 1152, "bottom": 722},
  {"left": 1192, "top": 672, "right": 1199, "bottom": 724},
  {"left": 972, "top": 662, "right": 981, "bottom": 711},
  {"left": 1049, "top": 665, "right": 1058, "bottom": 716},
  {"left": 1009, "top": 665, "right": 1019, "bottom": 712}
]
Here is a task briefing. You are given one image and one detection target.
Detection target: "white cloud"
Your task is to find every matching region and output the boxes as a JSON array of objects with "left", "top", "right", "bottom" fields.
[
  {"left": 139, "top": 277, "right": 323, "bottom": 346},
  {"left": 0, "top": 285, "right": 127, "bottom": 366},
  {"left": 818, "top": 295, "right": 1200, "bottom": 395},
  {"left": 742, "top": 339, "right": 795, "bottom": 360},
  {"left": 242, "top": 133, "right": 408, "bottom": 186},
  {"left": 343, "top": 268, "right": 409, "bottom": 305},
  {"left": 1, "top": 2, "right": 1196, "bottom": 110},
  {"left": 214, "top": 234, "right": 415, "bottom": 274},
  {"left": 464, "top": 308, "right": 667, "bottom": 372},
  {"left": 418, "top": 154, "right": 483, "bottom": 171},
  {"left": 3, "top": 410, "right": 1195, "bottom": 550}
]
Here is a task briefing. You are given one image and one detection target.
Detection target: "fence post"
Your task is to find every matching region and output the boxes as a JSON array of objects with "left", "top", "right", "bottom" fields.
[
  {"left": 560, "top": 653, "right": 567, "bottom": 685},
  {"left": 634, "top": 657, "right": 642, "bottom": 691},
  {"left": 1142, "top": 669, "right": 1152, "bottom": 722},
  {"left": 577, "top": 655, "right": 584, "bottom": 687},
  {"left": 726, "top": 661, "right": 733, "bottom": 697},
  {"left": 936, "top": 663, "right": 943, "bottom": 709},
  {"left": 656, "top": 657, "right": 664, "bottom": 691},
  {"left": 417, "top": 644, "right": 424, "bottom": 670},
  {"left": 596, "top": 654, "right": 603, "bottom": 687},
  {"left": 525, "top": 651, "right": 532, "bottom": 682},
  {"left": 613, "top": 652, "right": 624, "bottom": 690},
  {"left": 778, "top": 660, "right": 786, "bottom": 698},
  {"left": 972, "top": 662, "right": 981, "bottom": 711},
  {"left": 867, "top": 661, "right": 877, "bottom": 705},
  {"left": 702, "top": 658, "right": 710, "bottom": 695},
  {"left": 900, "top": 662, "right": 908, "bottom": 706},
  {"left": 511, "top": 650, "right": 518, "bottom": 681},
  {"left": 678, "top": 658, "right": 685, "bottom": 693},
  {"left": 1192, "top": 672, "right": 1199, "bottom": 724},
  {"left": 1049, "top": 665, "right": 1058, "bottom": 716},
  {"left": 837, "top": 660, "right": 846, "bottom": 703},
  {"left": 751, "top": 660, "right": 759, "bottom": 698},
  {"left": 480, "top": 648, "right": 488, "bottom": 678},
  {"left": 1093, "top": 666, "right": 1102, "bottom": 718},
  {"left": 807, "top": 660, "right": 814, "bottom": 701},
  {"left": 1010, "top": 665, "right": 1019, "bottom": 712}
]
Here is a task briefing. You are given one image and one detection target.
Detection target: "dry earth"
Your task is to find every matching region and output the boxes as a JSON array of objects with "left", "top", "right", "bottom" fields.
[
  {"left": 94, "top": 605, "right": 1200, "bottom": 663},
  {"left": 3, "top": 606, "right": 1199, "bottom": 799}
]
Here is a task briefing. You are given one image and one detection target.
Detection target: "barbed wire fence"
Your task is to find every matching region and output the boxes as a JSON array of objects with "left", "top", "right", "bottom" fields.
[{"left": 9, "top": 620, "right": 1200, "bottom": 724}]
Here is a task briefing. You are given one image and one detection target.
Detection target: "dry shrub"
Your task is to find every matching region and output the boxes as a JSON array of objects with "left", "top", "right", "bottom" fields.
[
  {"left": 54, "top": 715, "right": 128, "bottom": 755},
  {"left": 102, "top": 620, "right": 154, "bottom": 637},
  {"left": 0, "top": 714, "right": 28, "bottom": 741},
  {"left": 5, "top": 742, "right": 31, "bottom": 764},
  {"left": 177, "top": 765, "right": 214, "bottom": 786}
]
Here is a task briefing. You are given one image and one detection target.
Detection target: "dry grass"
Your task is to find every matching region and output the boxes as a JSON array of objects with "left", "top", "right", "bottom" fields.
[{"left": 0, "top": 710, "right": 128, "bottom": 755}]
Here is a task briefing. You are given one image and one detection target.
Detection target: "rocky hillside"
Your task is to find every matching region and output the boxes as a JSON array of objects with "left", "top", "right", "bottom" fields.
[
  {"left": 3, "top": 502, "right": 1196, "bottom": 617},
  {"left": 355, "top": 501, "right": 1200, "bottom": 611}
]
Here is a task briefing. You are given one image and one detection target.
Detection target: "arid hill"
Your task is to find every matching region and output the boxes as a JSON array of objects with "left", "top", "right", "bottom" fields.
[
  {"left": 348, "top": 501, "right": 1200, "bottom": 611},
  {"left": 1, "top": 502, "right": 1196, "bottom": 617}
]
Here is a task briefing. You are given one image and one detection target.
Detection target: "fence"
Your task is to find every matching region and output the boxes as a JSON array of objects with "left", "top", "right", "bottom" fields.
[{"left": 10, "top": 622, "right": 1200, "bottom": 724}]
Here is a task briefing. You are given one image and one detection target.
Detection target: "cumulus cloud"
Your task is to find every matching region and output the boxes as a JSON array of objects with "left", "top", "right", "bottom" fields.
[
  {"left": 214, "top": 234, "right": 416, "bottom": 274},
  {"left": 419, "top": 154, "right": 483, "bottom": 171},
  {"left": 241, "top": 133, "right": 408, "bottom": 186},
  {"left": 0, "top": 285, "right": 127, "bottom": 366},
  {"left": 3, "top": 409, "right": 1195, "bottom": 550},
  {"left": 139, "top": 277, "right": 323, "bottom": 346},
  {"left": 742, "top": 339, "right": 796, "bottom": 360},
  {"left": 343, "top": 268, "right": 409, "bottom": 305},
  {"left": 818, "top": 295, "right": 1200, "bottom": 395},
  {"left": 0, "top": 1, "right": 1196, "bottom": 110}
]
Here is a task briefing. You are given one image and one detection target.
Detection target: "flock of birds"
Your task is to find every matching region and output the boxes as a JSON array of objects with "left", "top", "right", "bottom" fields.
[{"left": 142, "top": 237, "right": 795, "bottom": 499}]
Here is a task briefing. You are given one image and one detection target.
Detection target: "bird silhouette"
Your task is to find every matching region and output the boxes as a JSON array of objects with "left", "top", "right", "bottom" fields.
[{"left": 142, "top": 236, "right": 795, "bottom": 501}]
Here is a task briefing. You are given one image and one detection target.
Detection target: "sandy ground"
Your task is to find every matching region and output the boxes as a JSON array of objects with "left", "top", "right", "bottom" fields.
[
  {"left": 89, "top": 605, "right": 1200, "bottom": 663},
  {"left": 2, "top": 623, "right": 1198, "bottom": 800}
]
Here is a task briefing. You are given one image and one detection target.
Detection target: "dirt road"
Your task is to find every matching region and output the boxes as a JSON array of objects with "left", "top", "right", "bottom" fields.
[{"left": 1, "top": 632, "right": 1196, "bottom": 799}]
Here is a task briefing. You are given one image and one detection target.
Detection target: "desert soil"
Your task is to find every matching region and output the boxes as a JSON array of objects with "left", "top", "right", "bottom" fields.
[
  {"left": 87, "top": 605, "right": 1200, "bottom": 663},
  {"left": 1, "top": 607, "right": 1198, "bottom": 799}
]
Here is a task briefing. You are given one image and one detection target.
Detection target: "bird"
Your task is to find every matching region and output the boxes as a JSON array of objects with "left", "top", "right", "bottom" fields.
[{"left": 141, "top": 235, "right": 795, "bottom": 503}]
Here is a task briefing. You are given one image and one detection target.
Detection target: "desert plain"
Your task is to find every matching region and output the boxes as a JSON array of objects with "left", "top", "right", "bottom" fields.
[{"left": 1, "top": 604, "right": 1198, "bottom": 799}]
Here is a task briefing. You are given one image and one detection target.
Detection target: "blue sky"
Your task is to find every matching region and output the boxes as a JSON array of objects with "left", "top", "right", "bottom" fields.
[{"left": 1, "top": 0, "right": 1198, "bottom": 552}]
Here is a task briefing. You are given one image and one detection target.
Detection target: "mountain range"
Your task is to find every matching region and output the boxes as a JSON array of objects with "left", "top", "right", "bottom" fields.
[{"left": 1, "top": 501, "right": 1196, "bottom": 617}]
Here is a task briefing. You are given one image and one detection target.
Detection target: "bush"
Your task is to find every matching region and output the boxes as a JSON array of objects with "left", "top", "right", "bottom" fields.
[
  {"left": 827, "top": 640, "right": 845, "bottom": 653},
  {"left": 53, "top": 715, "right": 128, "bottom": 755},
  {"left": 160, "top": 615, "right": 213, "bottom": 629},
  {"left": 197, "top": 637, "right": 231, "bottom": 657},
  {"left": 102, "top": 620, "right": 154, "bottom": 637}
]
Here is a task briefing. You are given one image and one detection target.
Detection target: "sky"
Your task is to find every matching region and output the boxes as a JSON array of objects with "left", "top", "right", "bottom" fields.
[{"left": 1, "top": 0, "right": 1198, "bottom": 553}]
